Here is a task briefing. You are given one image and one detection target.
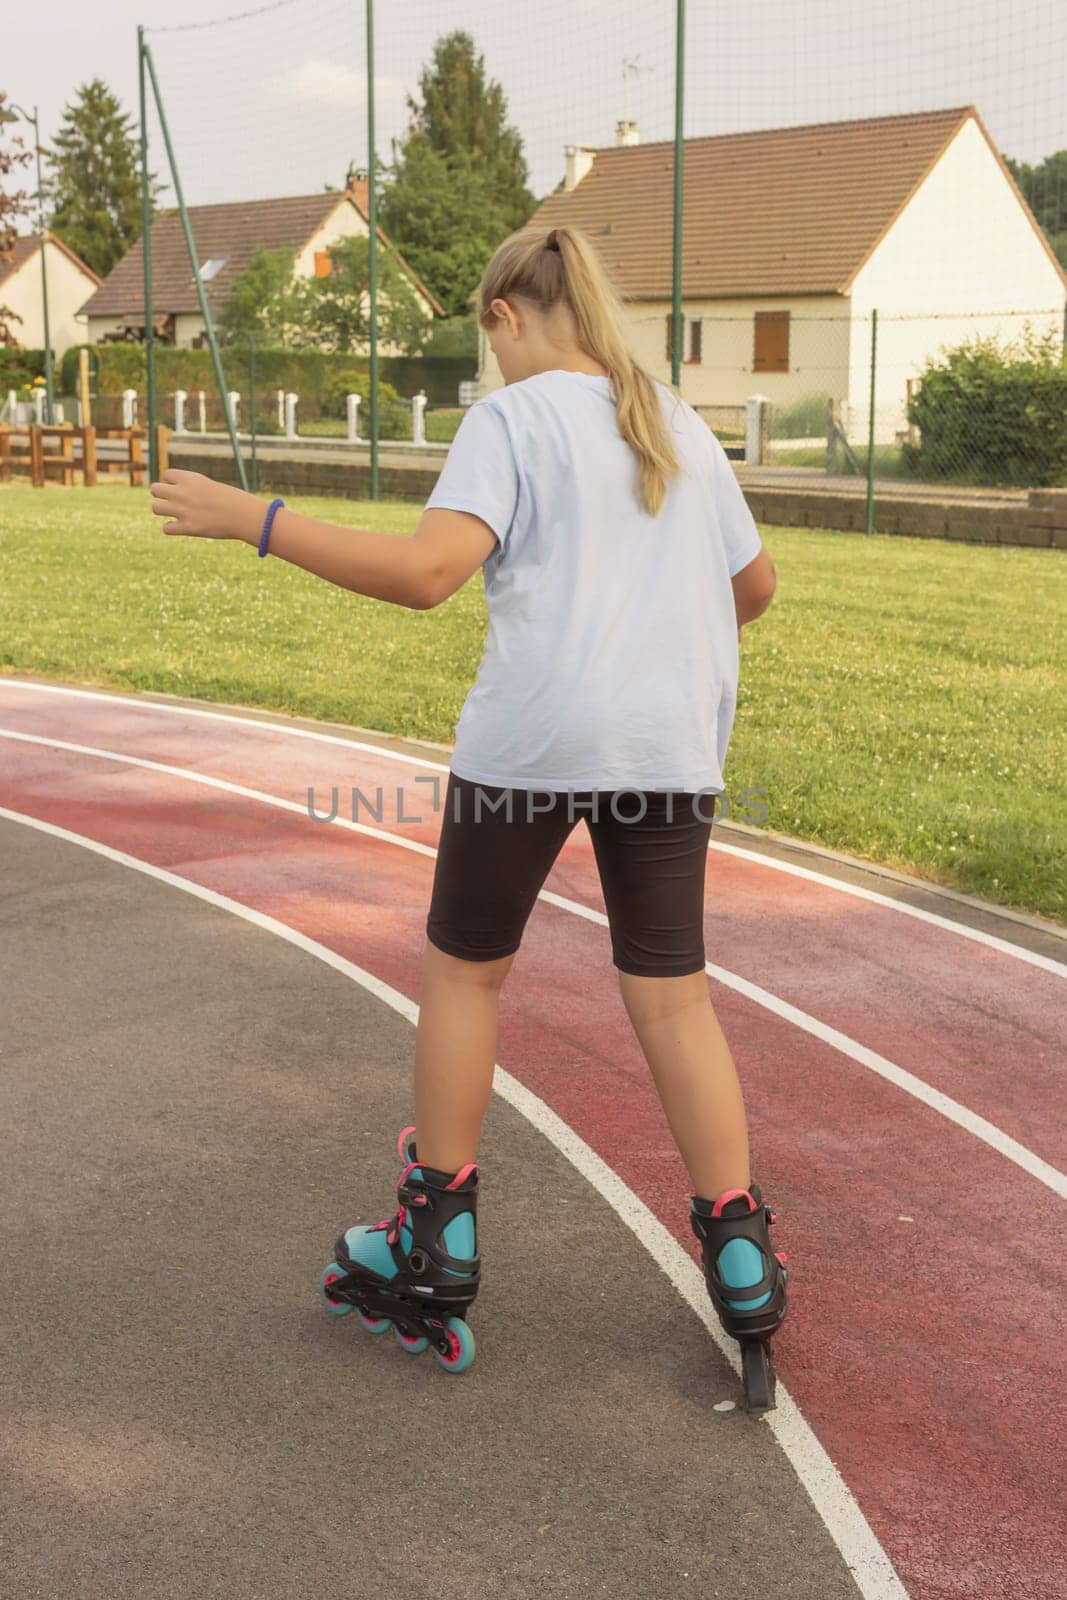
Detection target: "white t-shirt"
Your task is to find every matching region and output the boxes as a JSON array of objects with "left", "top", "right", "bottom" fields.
[{"left": 423, "top": 368, "right": 764, "bottom": 794}]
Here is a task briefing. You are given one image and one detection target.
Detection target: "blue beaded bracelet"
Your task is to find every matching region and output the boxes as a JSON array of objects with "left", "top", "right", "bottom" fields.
[{"left": 258, "top": 497, "right": 285, "bottom": 558}]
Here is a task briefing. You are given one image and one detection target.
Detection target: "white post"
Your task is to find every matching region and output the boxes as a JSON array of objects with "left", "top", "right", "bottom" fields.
[
  {"left": 412, "top": 389, "right": 427, "bottom": 447},
  {"left": 174, "top": 389, "right": 187, "bottom": 433},
  {"left": 745, "top": 395, "right": 769, "bottom": 466},
  {"left": 33, "top": 388, "right": 46, "bottom": 424},
  {"left": 227, "top": 390, "right": 241, "bottom": 432},
  {"left": 4, "top": 389, "right": 16, "bottom": 423},
  {"left": 284, "top": 392, "right": 298, "bottom": 439},
  {"left": 198, "top": 390, "right": 206, "bottom": 432},
  {"left": 277, "top": 388, "right": 285, "bottom": 430},
  {"left": 346, "top": 393, "right": 361, "bottom": 443},
  {"left": 121, "top": 388, "right": 138, "bottom": 429}
]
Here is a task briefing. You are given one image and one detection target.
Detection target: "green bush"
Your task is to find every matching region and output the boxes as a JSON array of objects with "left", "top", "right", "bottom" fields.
[
  {"left": 0, "top": 348, "right": 51, "bottom": 390},
  {"left": 905, "top": 326, "right": 1067, "bottom": 487},
  {"left": 320, "top": 366, "right": 407, "bottom": 437}
]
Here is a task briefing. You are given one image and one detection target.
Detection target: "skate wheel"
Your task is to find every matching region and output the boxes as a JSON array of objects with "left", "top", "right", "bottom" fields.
[
  {"left": 433, "top": 1315, "right": 475, "bottom": 1374},
  {"left": 741, "top": 1340, "right": 776, "bottom": 1412},
  {"left": 394, "top": 1325, "right": 429, "bottom": 1355},
  {"left": 319, "top": 1263, "right": 356, "bottom": 1317},
  {"left": 356, "top": 1307, "right": 392, "bottom": 1334}
]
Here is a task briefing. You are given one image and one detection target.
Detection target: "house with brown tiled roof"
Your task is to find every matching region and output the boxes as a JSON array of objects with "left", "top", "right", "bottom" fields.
[
  {"left": 1, "top": 232, "right": 100, "bottom": 355},
  {"left": 480, "top": 106, "right": 1067, "bottom": 442},
  {"left": 77, "top": 177, "right": 443, "bottom": 352}
]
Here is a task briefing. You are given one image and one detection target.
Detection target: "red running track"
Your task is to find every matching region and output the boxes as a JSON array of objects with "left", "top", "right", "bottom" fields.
[{"left": 2, "top": 680, "right": 1065, "bottom": 1600}]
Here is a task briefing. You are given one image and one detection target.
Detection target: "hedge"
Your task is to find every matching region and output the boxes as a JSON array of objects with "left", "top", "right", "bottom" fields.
[{"left": 59, "top": 343, "right": 475, "bottom": 413}]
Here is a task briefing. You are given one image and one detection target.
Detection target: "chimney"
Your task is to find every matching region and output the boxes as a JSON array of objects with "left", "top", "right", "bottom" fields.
[
  {"left": 564, "top": 144, "right": 596, "bottom": 192},
  {"left": 615, "top": 119, "right": 639, "bottom": 147}
]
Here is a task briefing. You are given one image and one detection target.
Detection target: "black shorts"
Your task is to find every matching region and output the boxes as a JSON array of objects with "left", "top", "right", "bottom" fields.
[{"left": 426, "top": 772, "right": 718, "bottom": 978}]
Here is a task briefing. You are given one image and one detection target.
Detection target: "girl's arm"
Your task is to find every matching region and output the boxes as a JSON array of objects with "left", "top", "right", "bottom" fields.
[{"left": 150, "top": 469, "right": 497, "bottom": 610}]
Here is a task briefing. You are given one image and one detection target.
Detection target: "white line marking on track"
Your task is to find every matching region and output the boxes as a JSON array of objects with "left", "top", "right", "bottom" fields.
[
  {"left": 3, "top": 726, "right": 1064, "bottom": 1200},
  {"left": 707, "top": 838, "right": 1065, "bottom": 977},
  {"left": 3, "top": 679, "right": 1062, "bottom": 977},
  {"left": 0, "top": 803, "right": 911, "bottom": 1600}
]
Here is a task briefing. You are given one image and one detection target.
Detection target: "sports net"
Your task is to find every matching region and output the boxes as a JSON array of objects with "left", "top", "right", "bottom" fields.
[{"left": 126, "top": 0, "right": 1065, "bottom": 505}]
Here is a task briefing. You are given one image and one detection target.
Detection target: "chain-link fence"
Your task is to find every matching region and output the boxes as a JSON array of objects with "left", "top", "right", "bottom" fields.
[{"left": 79, "top": 0, "right": 1067, "bottom": 511}]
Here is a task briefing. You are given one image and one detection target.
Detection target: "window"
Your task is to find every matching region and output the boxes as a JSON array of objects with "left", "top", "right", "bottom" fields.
[
  {"left": 753, "top": 310, "right": 790, "bottom": 373},
  {"left": 665, "top": 314, "right": 703, "bottom": 365},
  {"left": 198, "top": 257, "right": 227, "bottom": 282},
  {"left": 314, "top": 250, "right": 333, "bottom": 278}
]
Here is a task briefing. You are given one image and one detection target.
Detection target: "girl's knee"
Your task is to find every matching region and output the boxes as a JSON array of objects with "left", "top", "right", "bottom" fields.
[{"left": 424, "top": 939, "right": 517, "bottom": 989}]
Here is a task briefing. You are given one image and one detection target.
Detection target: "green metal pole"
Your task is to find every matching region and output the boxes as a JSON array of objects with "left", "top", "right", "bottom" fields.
[
  {"left": 366, "top": 0, "right": 379, "bottom": 500},
  {"left": 865, "top": 307, "right": 878, "bottom": 536},
  {"left": 30, "top": 107, "right": 55, "bottom": 424},
  {"left": 248, "top": 335, "right": 258, "bottom": 493},
  {"left": 670, "top": 0, "right": 685, "bottom": 390},
  {"left": 138, "top": 28, "right": 157, "bottom": 483},
  {"left": 142, "top": 42, "right": 247, "bottom": 489}
]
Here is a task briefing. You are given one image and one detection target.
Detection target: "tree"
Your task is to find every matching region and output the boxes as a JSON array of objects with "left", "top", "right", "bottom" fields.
[
  {"left": 218, "top": 247, "right": 305, "bottom": 344},
  {"left": 300, "top": 235, "right": 427, "bottom": 355},
  {"left": 45, "top": 79, "right": 159, "bottom": 278},
  {"left": 379, "top": 140, "right": 511, "bottom": 319},
  {"left": 404, "top": 31, "right": 535, "bottom": 230},
  {"left": 219, "top": 236, "right": 428, "bottom": 355},
  {"left": 378, "top": 31, "right": 537, "bottom": 317},
  {"left": 1003, "top": 148, "right": 1067, "bottom": 270},
  {"left": 0, "top": 91, "right": 33, "bottom": 347}
]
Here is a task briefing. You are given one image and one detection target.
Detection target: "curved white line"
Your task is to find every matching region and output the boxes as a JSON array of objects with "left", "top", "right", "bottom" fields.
[
  {"left": 2, "top": 678, "right": 1061, "bottom": 976},
  {"left": 0, "top": 803, "right": 909, "bottom": 1600},
  {"left": 707, "top": 839, "right": 1065, "bottom": 978},
  {"left": 3, "top": 726, "right": 1064, "bottom": 1200}
]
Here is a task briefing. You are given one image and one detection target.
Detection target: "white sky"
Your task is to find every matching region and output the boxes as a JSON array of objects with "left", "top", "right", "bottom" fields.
[{"left": 4, "top": 0, "right": 1065, "bottom": 209}]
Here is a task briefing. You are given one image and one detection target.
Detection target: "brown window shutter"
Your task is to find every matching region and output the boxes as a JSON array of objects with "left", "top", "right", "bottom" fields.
[
  {"left": 665, "top": 313, "right": 674, "bottom": 364},
  {"left": 753, "top": 311, "right": 790, "bottom": 373},
  {"left": 689, "top": 318, "right": 703, "bottom": 365},
  {"left": 314, "top": 250, "right": 332, "bottom": 278}
]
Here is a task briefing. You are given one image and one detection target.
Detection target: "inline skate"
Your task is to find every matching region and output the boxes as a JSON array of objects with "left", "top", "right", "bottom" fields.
[
  {"left": 319, "top": 1126, "right": 480, "bottom": 1374},
  {"left": 690, "top": 1183, "right": 789, "bottom": 1411}
]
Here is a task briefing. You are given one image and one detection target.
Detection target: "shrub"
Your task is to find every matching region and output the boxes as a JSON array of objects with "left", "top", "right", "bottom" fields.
[
  {"left": 905, "top": 326, "right": 1067, "bottom": 487},
  {"left": 320, "top": 367, "right": 409, "bottom": 437},
  {"left": 0, "top": 348, "right": 51, "bottom": 390}
]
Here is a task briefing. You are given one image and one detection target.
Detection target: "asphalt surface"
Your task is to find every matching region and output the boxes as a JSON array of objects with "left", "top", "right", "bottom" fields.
[{"left": 1, "top": 816, "right": 864, "bottom": 1600}]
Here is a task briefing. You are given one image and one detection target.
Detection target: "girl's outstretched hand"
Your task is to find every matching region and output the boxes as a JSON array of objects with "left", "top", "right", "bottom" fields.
[{"left": 150, "top": 469, "right": 260, "bottom": 543}]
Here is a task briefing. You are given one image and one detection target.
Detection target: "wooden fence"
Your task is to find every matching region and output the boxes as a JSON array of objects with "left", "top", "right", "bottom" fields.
[{"left": 0, "top": 423, "right": 171, "bottom": 487}]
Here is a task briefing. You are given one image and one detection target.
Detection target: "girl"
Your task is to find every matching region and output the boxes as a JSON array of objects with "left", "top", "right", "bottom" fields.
[{"left": 150, "top": 224, "right": 788, "bottom": 1405}]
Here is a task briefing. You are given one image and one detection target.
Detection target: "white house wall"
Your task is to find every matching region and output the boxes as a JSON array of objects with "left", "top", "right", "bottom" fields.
[
  {"left": 479, "top": 294, "right": 852, "bottom": 424},
  {"left": 848, "top": 114, "right": 1067, "bottom": 441},
  {"left": 4, "top": 241, "right": 98, "bottom": 355}
]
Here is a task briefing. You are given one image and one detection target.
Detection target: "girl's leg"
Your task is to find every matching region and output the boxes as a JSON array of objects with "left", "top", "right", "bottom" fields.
[
  {"left": 617, "top": 969, "right": 751, "bottom": 1199},
  {"left": 415, "top": 773, "right": 578, "bottom": 1173},
  {"left": 413, "top": 939, "right": 516, "bottom": 1173},
  {"left": 588, "top": 791, "right": 750, "bottom": 1200}
]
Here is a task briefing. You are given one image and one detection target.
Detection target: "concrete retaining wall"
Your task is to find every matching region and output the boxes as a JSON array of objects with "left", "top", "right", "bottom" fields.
[{"left": 170, "top": 441, "right": 1066, "bottom": 549}]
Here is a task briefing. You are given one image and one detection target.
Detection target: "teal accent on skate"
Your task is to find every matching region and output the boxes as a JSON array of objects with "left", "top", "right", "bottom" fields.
[
  {"left": 442, "top": 1211, "right": 476, "bottom": 1261},
  {"left": 719, "top": 1238, "right": 772, "bottom": 1311},
  {"left": 343, "top": 1224, "right": 398, "bottom": 1280}
]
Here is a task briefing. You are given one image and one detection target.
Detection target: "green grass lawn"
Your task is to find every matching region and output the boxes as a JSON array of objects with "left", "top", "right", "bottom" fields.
[{"left": 1, "top": 482, "right": 1063, "bottom": 922}]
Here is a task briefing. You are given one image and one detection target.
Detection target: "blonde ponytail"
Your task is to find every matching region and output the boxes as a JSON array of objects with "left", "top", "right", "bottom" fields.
[{"left": 476, "top": 225, "right": 680, "bottom": 517}]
